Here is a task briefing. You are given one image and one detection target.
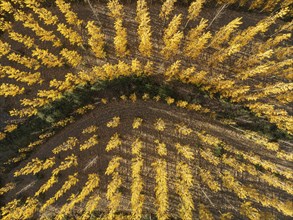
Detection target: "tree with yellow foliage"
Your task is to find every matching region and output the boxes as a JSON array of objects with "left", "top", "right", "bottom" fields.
[
  {"left": 0, "top": 40, "right": 10, "bottom": 58},
  {"left": 164, "top": 60, "right": 181, "bottom": 81},
  {"left": 240, "top": 202, "right": 261, "bottom": 220},
  {"left": 160, "top": 0, "right": 177, "bottom": 20},
  {"left": 199, "top": 203, "right": 214, "bottom": 220},
  {"left": 107, "top": 0, "right": 124, "bottom": 18},
  {"left": 106, "top": 133, "right": 122, "bottom": 151},
  {"left": 132, "top": 117, "right": 143, "bottom": 129},
  {"left": 14, "top": 157, "right": 55, "bottom": 176},
  {"left": 152, "top": 159, "right": 169, "bottom": 220},
  {"left": 161, "top": 14, "right": 183, "bottom": 59},
  {"left": 136, "top": 0, "right": 152, "bottom": 57},
  {"left": 105, "top": 156, "right": 123, "bottom": 220},
  {"left": 154, "top": 118, "right": 166, "bottom": 131},
  {"left": 114, "top": 19, "right": 129, "bottom": 57},
  {"left": 209, "top": 17, "right": 242, "bottom": 49},
  {"left": 86, "top": 21, "right": 106, "bottom": 58},
  {"left": 60, "top": 48, "right": 82, "bottom": 67},
  {"left": 175, "top": 162, "right": 194, "bottom": 220},
  {"left": 32, "top": 48, "right": 63, "bottom": 68},
  {"left": 56, "top": 0, "right": 82, "bottom": 27},
  {"left": 8, "top": 31, "right": 35, "bottom": 49},
  {"left": 185, "top": 0, "right": 205, "bottom": 27},
  {"left": 107, "top": 116, "right": 121, "bottom": 128},
  {"left": 57, "top": 23, "right": 83, "bottom": 46},
  {"left": 0, "top": 83, "right": 24, "bottom": 97}
]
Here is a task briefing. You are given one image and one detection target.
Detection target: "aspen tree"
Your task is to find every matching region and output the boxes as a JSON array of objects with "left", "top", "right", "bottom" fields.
[
  {"left": 262, "top": 0, "right": 281, "bottom": 12},
  {"left": 25, "top": 2, "right": 58, "bottom": 25},
  {"left": 105, "top": 157, "right": 123, "bottom": 220},
  {"left": 131, "top": 138, "right": 144, "bottom": 220},
  {"left": 107, "top": 116, "right": 120, "bottom": 128},
  {"left": 184, "top": 18, "right": 210, "bottom": 59},
  {"left": 0, "top": 17, "right": 12, "bottom": 31},
  {"left": 60, "top": 48, "right": 82, "bottom": 67},
  {"left": 80, "top": 135, "right": 98, "bottom": 151},
  {"left": 199, "top": 168, "right": 220, "bottom": 192},
  {"left": 255, "top": 33, "right": 291, "bottom": 53},
  {"left": 106, "top": 133, "right": 122, "bottom": 151},
  {"left": 249, "top": 0, "right": 265, "bottom": 10},
  {"left": 152, "top": 159, "right": 169, "bottom": 220},
  {"left": 136, "top": 0, "right": 152, "bottom": 57},
  {"left": 154, "top": 118, "right": 166, "bottom": 131},
  {"left": 187, "top": 0, "right": 205, "bottom": 24},
  {"left": 86, "top": 21, "right": 106, "bottom": 58},
  {"left": 32, "top": 48, "right": 63, "bottom": 67},
  {"left": 0, "top": 84, "right": 25, "bottom": 97},
  {"left": 161, "top": 14, "right": 183, "bottom": 59},
  {"left": 209, "top": 17, "right": 242, "bottom": 49},
  {"left": 13, "top": 10, "right": 61, "bottom": 47},
  {"left": 114, "top": 18, "right": 129, "bottom": 57},
  {"left": 8, "top": 31, "right": 34, "bottom": 49},
  {"left": 1, "top": 66, "right": 43, "bottom": 86},
  {"left": 56, "top": 0, "right": 82, "bottom": 26},
  {"left": 234, "top": 49, "right": 273, "bottom": 70},
  {"left": 14, "top": 157, "right": 55, "bottom": 176},
  {"left": 175, "top": 162, "right": 194, "bottom": 220},
  {"left": 164, "top": 60, "right": 181, "bottom": 81},
  {"left": 107, "top": 0, "right": 123, "bottom": 18},
  {"left": 0, "top": 183, "right": 15, "bottom": 196},
  {"left": 7, "top": 53, "right": 40, "bottom": 70},
  {"left": 57, "top": 23, "right": 83, "bottom": 46},
  {"left": 52, "top": 137, "right": 79, "bottom": 154},
  {"left": 0, "top": 40, "right": 10, "bottom": 58},
  {"left": 160, "top": 0, "right": 177, "bottom": 20},
  {"left": 240, "top": 202, "right": 261, "bottom": 220},
  {"left": 185, "top": 31, "right": 211, "bottom": 59},
  {"left": 199, "top": 204, "right": 214, "bottom": 220},
  {"left": 0, "top": 1, "right": 14, "bottom": 14}
]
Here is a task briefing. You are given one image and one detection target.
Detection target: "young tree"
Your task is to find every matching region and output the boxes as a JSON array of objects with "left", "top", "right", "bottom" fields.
[
  {"left": 209, "top": 17, "right": 242, "bottom": 49},
  {"left": 161, "top": 14, "right": 183, "bottom": 59},
  {"left": 114, "top": 19, "right": 129, "bottom": 57},
  {"left": 86, "top": 21, "right": 106, "bottom": 58},
  {"left": 160, "top": 0, "right": 177, "bottom": 20}
]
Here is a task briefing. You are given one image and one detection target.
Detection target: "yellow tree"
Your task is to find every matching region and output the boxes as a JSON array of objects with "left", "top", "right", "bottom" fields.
[
  {"left": 164, "top": 60, "right": 181, "bottom": 81},
  {"left": 152, "top": 159, "right": 169, "bottom": 220},
  {"left": 107, "top": 0, "right": 124, "bottom": 18},
  {"left": 161, "top": 14, "right": 183, "bottom": 59},
  {"left": 86, "top": 21, "right": 106, "bottom": 58},
  {"left": 105, "top": 157, "right": 123, "bottom": 220},
  {"left": 136, "top": 0, "right": 152, "bottom": 57},
  {"left": 209, "top": 17, "right": 242, "bottom": 49},
  {"left": 175, "top": 162, "right": 194, "bottom": 220},
  {"left": 60, "top": 48, "right": 82, "bottom": 67},
  {"left": 55, "top": 0, "right": 82, "bottom": 27},
  {"left": 114, "top": 18, "right": 129, "bottom": 57},
  {"left": 186, "top": 0, "right": 205, "bottom": 26},
  {"left": 0, "top": 83, "right": 24, "bottom": 97},
  {"left": 160, "top": 0, "right": 177, "bottom": 20},
  {"left": 0, "top": 40, "right": 10, "bottom": 58},
  {"left": 186, "top": 33, "right": 211, "bottom": 59}
]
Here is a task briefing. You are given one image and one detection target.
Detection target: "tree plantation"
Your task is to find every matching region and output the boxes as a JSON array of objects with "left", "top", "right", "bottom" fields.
[{"left": 0, "top": 0, "right": 292, "bottom": 219}]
